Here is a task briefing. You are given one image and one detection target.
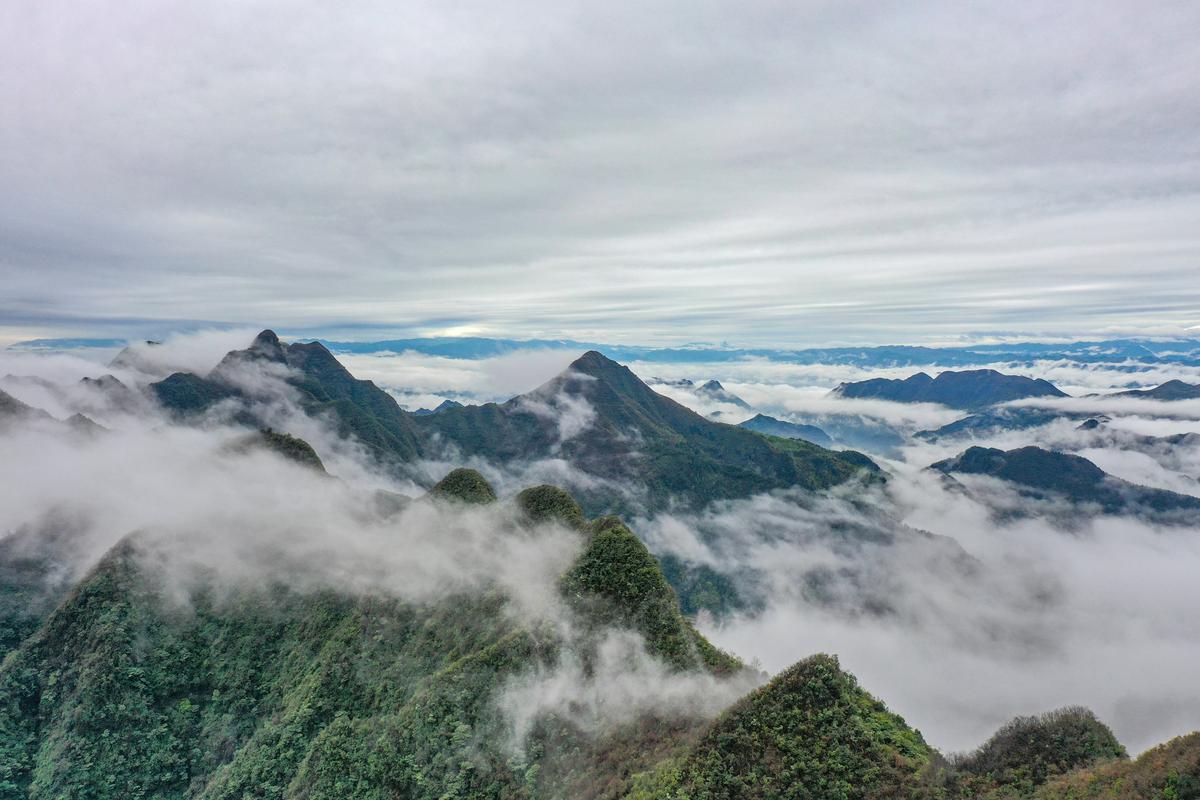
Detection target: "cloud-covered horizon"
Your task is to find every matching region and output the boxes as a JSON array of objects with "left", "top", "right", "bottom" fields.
[{"left": 3, "top": 1, "right": 1200, "bottom": 345}]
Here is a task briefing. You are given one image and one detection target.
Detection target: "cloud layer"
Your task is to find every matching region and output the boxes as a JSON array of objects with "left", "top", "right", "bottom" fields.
[{"left": 3, "top": 1, "right": 1200, "bottom": 344}]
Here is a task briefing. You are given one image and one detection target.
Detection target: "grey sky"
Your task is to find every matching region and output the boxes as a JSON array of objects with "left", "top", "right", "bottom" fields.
[{"left": 2, "top": 1, "right": 1199, "bottom": 346}]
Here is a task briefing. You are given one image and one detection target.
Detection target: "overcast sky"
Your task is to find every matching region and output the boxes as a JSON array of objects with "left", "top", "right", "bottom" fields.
[{"left": 3, "top": 1, "right": 1199, "bottom": 347}]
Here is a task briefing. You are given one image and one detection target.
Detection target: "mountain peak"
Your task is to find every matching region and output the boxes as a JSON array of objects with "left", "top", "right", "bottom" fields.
[
  {"left": 567, "top": 350, "right": 620, "bottom": 375},
  {"left": 249, "top": 329, "right": 285, "bottom": 360}
]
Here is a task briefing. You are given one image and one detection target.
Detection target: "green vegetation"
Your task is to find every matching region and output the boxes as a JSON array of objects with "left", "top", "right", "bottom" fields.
[
  {"left": 151, "top": 372, "right": 238, "bottom": 414},
  {"left": 153, "top": 331, "right": 424, "bottom": 461},
  {"left": 1035, "top": 732, "right": 1200, "bottom": 799},
  {"left": 0, "top": 478, "right": 770, "bottom": 800},
  {"left": 657, "top": 555, "right": 746, "bottom": 618},
  {"left": 256, "top": 428, "right": 326, "bottom": 471},
  {"left": 667, "top": 653, "right": 934, "bottom": 800},
  {"left": 947, "top": 706, "right": 1127, "bottom": 797},
  {"left": 562, "top": 516, "right": 740, "bottom": 674},
  {"left": 0, "top": 504, "right": 1180, "bottom": 800},
  {"left": 516, "top": 484, "right": 587, "bottom": 528},
  {"left": 430, "top": 467, "right": 498, "bottom": 504},
  {"left": 0, "top": 531, "right": 68, "bottom": 663}
]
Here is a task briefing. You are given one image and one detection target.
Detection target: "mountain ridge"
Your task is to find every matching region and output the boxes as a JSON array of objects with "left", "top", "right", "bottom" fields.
[
  {"left": 833, "top": 369, "right": 1068, "bottom": 409},
  {"left": 931, "top": 445, "right": 1200, "bottom": 520},
  {"left": 148, "top": 334, "right": 879, "bottom": 515}
]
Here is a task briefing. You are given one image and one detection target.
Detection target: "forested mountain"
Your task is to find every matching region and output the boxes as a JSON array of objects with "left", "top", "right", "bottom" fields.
[{"left": 0, "top": 472, "right": 930, "bottom": 800}]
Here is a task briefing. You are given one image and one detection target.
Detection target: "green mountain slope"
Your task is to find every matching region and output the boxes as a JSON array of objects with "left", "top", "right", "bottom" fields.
[
  {"left": 632, "top": 654, "right": 936, "bottom": 800},
  {"left": 1035, "top": 732, "right": 1200, "bottom": 800},
  {"left": 0, "top": 474, "right": 749, "bottom": 800},
  {"left": 414, "top": 351, "right": 878, "bottom": 512},
  {"left": 945, "top": 707, "right": 1127, "bottom": 798},
  {"left": 0, "top": 470, "right": 1189, "bottom": 799}
]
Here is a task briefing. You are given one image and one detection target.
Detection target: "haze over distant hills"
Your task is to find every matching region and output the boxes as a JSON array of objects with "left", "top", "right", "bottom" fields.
[{"left": 16, "top": 334, "right": 1200, "bottom": 368}]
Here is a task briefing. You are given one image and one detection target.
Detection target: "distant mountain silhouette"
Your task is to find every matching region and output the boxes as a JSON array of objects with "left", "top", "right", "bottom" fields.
[
  {"left": 411, "top": 398, "right": 464, "bottom": 415},
  {"left": 1109, "top": 380, "right": 1200, "bottom": 400},
  {"left": 738, "top": 413, "right": 833, "bottom": 447},
  {"left": 834, "top": 369, "right": 1067, "bottom": 409}
]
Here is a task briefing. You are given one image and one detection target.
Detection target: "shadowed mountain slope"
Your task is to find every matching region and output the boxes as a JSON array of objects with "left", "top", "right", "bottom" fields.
[
  {"left": 413, "top": 351, "right": 878, "bottom": 511},
  {"left": 696, "top": 379, "right": 751, "bottom": 410},
  {"left": 915, "top": 407, "right": 1075, "bottom": 441},
  {"left": 931, "top": 445, "right": 1200, "bottom": 519},
  {"left": 0, "top": 389, "right": 51, "bottom": 424},
  {"left": 412, "top": 398, "right": 464, "bottom": 415}
]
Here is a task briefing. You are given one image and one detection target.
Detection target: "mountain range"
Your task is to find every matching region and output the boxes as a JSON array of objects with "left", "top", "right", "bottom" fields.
[
  {"left": 148, "top": 331, "right": 878, "bottom": 514},
  {"left": 833, "top": 369, "right": 1068, "bottom": 409}
]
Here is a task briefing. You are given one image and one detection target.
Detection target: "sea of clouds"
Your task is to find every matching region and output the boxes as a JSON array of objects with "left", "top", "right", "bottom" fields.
[{"left": 2, "top": 332, "right": 1199, "bottom": 754}]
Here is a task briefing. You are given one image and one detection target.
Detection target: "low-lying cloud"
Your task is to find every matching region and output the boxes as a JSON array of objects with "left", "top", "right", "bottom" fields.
[
  {"left": 336, "top": 348, "right": 584, "bottom": 407},
  {"left": 641, "top": 456, "right": 1200, "bottom": 755}
]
